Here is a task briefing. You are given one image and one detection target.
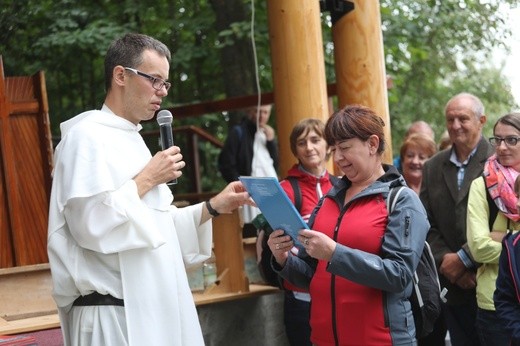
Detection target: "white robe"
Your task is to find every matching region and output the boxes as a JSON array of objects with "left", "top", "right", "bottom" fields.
[{"left": 47, "top": 105, "right": 211, "bottom": 345}]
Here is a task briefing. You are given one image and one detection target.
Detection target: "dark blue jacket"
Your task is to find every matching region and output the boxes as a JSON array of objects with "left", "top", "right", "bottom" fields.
[{"left": 495, "top": 231, "right": 520, "bottom": 344}]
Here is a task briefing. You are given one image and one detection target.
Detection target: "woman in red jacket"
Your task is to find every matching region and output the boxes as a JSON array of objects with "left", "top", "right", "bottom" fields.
[
  {"left": 280, "top": 118, "right": 336, "bottom": 346},
  {"left": 268, "top": 105, "right": 430, "bottom": 345},
  {"left": 257, "top": 118, "right": 335, "bottom": 345}
]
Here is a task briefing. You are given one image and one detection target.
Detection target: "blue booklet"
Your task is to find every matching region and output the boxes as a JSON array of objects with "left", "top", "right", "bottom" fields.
[{"left": 239, "top": 176, "right": 308, "bottom": 249}]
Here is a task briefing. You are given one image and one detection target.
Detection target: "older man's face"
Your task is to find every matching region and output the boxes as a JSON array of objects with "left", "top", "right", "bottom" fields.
[{"left": 445, "top": 96, "right": 485, "bottom": 149}]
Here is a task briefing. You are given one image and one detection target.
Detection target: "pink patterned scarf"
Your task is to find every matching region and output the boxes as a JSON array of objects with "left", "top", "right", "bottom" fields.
[{"left": 483, "top": 154, "right": 520, "bottom": 222}]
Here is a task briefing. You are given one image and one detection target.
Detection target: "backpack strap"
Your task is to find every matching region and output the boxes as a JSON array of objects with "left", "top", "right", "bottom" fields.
[
  {"left": 483, "top": 174, "right": 499, "bottom": 231},
  {"left": 287, "top": 176, "right": 302, "bottom": 213},
  {"left": 387, "top": 187, "right": 423, "bottom": 304},
  {"left": 386, "top": 186, "right": 405, "bottom": 213},
  {"left": 287, "top": 174, "right": 340, "bottom": 214}
]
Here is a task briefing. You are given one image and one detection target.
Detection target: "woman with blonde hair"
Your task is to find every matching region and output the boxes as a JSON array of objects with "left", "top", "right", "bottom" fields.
[{"left": 400, "top": 133, "right": 437, "bottom": 195}]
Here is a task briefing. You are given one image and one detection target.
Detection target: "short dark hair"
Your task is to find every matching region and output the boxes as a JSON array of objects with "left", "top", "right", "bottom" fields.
[
  {"left": 289, "top": 118, "right": 326, "bottom": 156},
  {"left": 104, "top": 33, "right": 171, "bottom": 92},
  {"left": 493, "top": 112, "right": 520, "bottom": 134},
  {"left": 324, "top": 104, "right": 386, "bottom": 154}
]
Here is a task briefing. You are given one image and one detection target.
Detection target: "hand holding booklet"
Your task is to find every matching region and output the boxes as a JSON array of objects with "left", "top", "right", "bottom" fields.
[{"left": 239, "top": 176, "right": 308, "bottom": 249}]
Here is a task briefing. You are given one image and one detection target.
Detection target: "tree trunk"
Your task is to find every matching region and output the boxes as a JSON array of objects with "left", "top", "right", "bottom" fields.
[{"left": 209, "top": 0, "right": 257, "bottom": 126}]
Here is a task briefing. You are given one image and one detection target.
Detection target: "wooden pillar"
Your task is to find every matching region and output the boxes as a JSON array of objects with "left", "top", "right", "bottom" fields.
[
  {"left": 209, "top": 210, "right": 249, "bottom": 293},
  {"left": 332, "top": 0, "right": 393, "bottom": 163},
  {"left": 267, "top": 0, "right": 332, "bottom": 177}
]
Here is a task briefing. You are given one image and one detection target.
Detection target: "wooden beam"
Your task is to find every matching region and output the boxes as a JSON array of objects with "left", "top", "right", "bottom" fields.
[
  {"left": 169, "top": 93, "right": 274, "bottom": 119},
  {"left": 8, "top": 101, "right": 40, "bottom": 115},
  {"left": 158, "top": 83, "right": 337, "bottom": 120}
]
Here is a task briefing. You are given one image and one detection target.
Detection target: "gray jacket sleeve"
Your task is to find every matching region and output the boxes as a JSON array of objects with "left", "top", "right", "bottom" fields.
[{"left": 327, "top": 187, "right": 429, "bottom": 293}]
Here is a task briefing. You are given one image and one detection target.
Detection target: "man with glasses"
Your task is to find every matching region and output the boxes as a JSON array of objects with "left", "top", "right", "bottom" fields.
[
  {"left": 420, "top": 92, "right": 493, "bottom": 345},
  {"left": 47, "top": 33, "right": 253, "bottom": 345},
  {"left": 123, "top": 67, "right": 172, "bottom": 91}
]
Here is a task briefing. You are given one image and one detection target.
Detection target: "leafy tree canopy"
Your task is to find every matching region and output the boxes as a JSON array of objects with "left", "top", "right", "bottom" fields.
[
  {"left": 379, "top": 0, "right": 518, "bottom": 148},
  {"left": 1, "top": 0, "right": 518, "bottom": 192}
]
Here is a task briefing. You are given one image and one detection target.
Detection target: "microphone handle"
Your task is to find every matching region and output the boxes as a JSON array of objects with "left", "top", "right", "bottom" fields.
[
  {"left": 160, "top": 124, "right": 174, "bottom": 149},
  {"left": 159, "top": 124, "right": 177, "bottom": 185}
]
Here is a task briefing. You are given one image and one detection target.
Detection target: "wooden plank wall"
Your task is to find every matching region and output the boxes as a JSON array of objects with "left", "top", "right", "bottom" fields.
[{"left": 0, "top": 56, "right": 53, "bottom": 267}]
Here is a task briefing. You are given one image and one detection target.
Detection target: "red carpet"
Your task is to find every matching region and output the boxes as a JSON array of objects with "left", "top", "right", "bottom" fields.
[
  {"left": 2, "top": 329, "right": 63, "bottom": 346},
  {"left": 29, "top": 329, "right": 62, "bottom": 346}
]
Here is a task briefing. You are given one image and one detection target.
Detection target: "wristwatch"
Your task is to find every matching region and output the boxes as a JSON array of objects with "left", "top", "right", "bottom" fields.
[{"left": 205, "top": 200, "right": 220, "bottom": 217}]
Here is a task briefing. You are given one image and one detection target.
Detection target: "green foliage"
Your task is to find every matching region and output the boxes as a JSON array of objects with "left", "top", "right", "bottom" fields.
[
  {"left": 381, "top": 0, "right": 518, "bottom": 150},
  {"left": 1, "top": 0, "right": 518, "bottom": 193}
]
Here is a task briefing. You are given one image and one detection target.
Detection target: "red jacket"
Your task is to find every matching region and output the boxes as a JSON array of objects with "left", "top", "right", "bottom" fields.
[
  {"left": 276, "top": 167, "right": 430, "bottom": 345},
  {"left": 280, "top": 165, "right": 335, "bottom": 223},
  {"left": 280, "top": 165, "right": 335, "bottom": 293},
  {"left": 310, "top": 192, "right": 391, "bottom": 345}
]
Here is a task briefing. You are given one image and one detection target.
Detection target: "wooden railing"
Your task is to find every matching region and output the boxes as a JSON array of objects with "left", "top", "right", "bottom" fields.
[{"left": 141, "top": 125, "right": 224, "bottom": 204}]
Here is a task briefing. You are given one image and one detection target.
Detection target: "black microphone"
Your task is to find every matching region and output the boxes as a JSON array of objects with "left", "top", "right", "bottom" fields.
[{"left": 156, "top": 110, "right": 177, "bottom": 185}]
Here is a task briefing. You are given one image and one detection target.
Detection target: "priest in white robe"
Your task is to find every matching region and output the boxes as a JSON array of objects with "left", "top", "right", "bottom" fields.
[{"left": 47, "top": 33, "right": 252, "bottom": 346}]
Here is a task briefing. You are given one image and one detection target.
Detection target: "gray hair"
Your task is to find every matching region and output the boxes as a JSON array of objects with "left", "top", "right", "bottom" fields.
[{"left": 444, "top": 92, "right": 485, "bottom": 119}]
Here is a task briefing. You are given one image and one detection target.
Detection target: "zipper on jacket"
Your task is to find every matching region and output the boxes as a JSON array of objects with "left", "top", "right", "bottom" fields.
[
  {"left": 327, "top": 191, "right": 389, "bottom": 345},
  {"left": 330, "top": 206, "right": 349, "bottom": 346},
  {"left": 331, "top": 274, "right": 339, "bottom": 346}
]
